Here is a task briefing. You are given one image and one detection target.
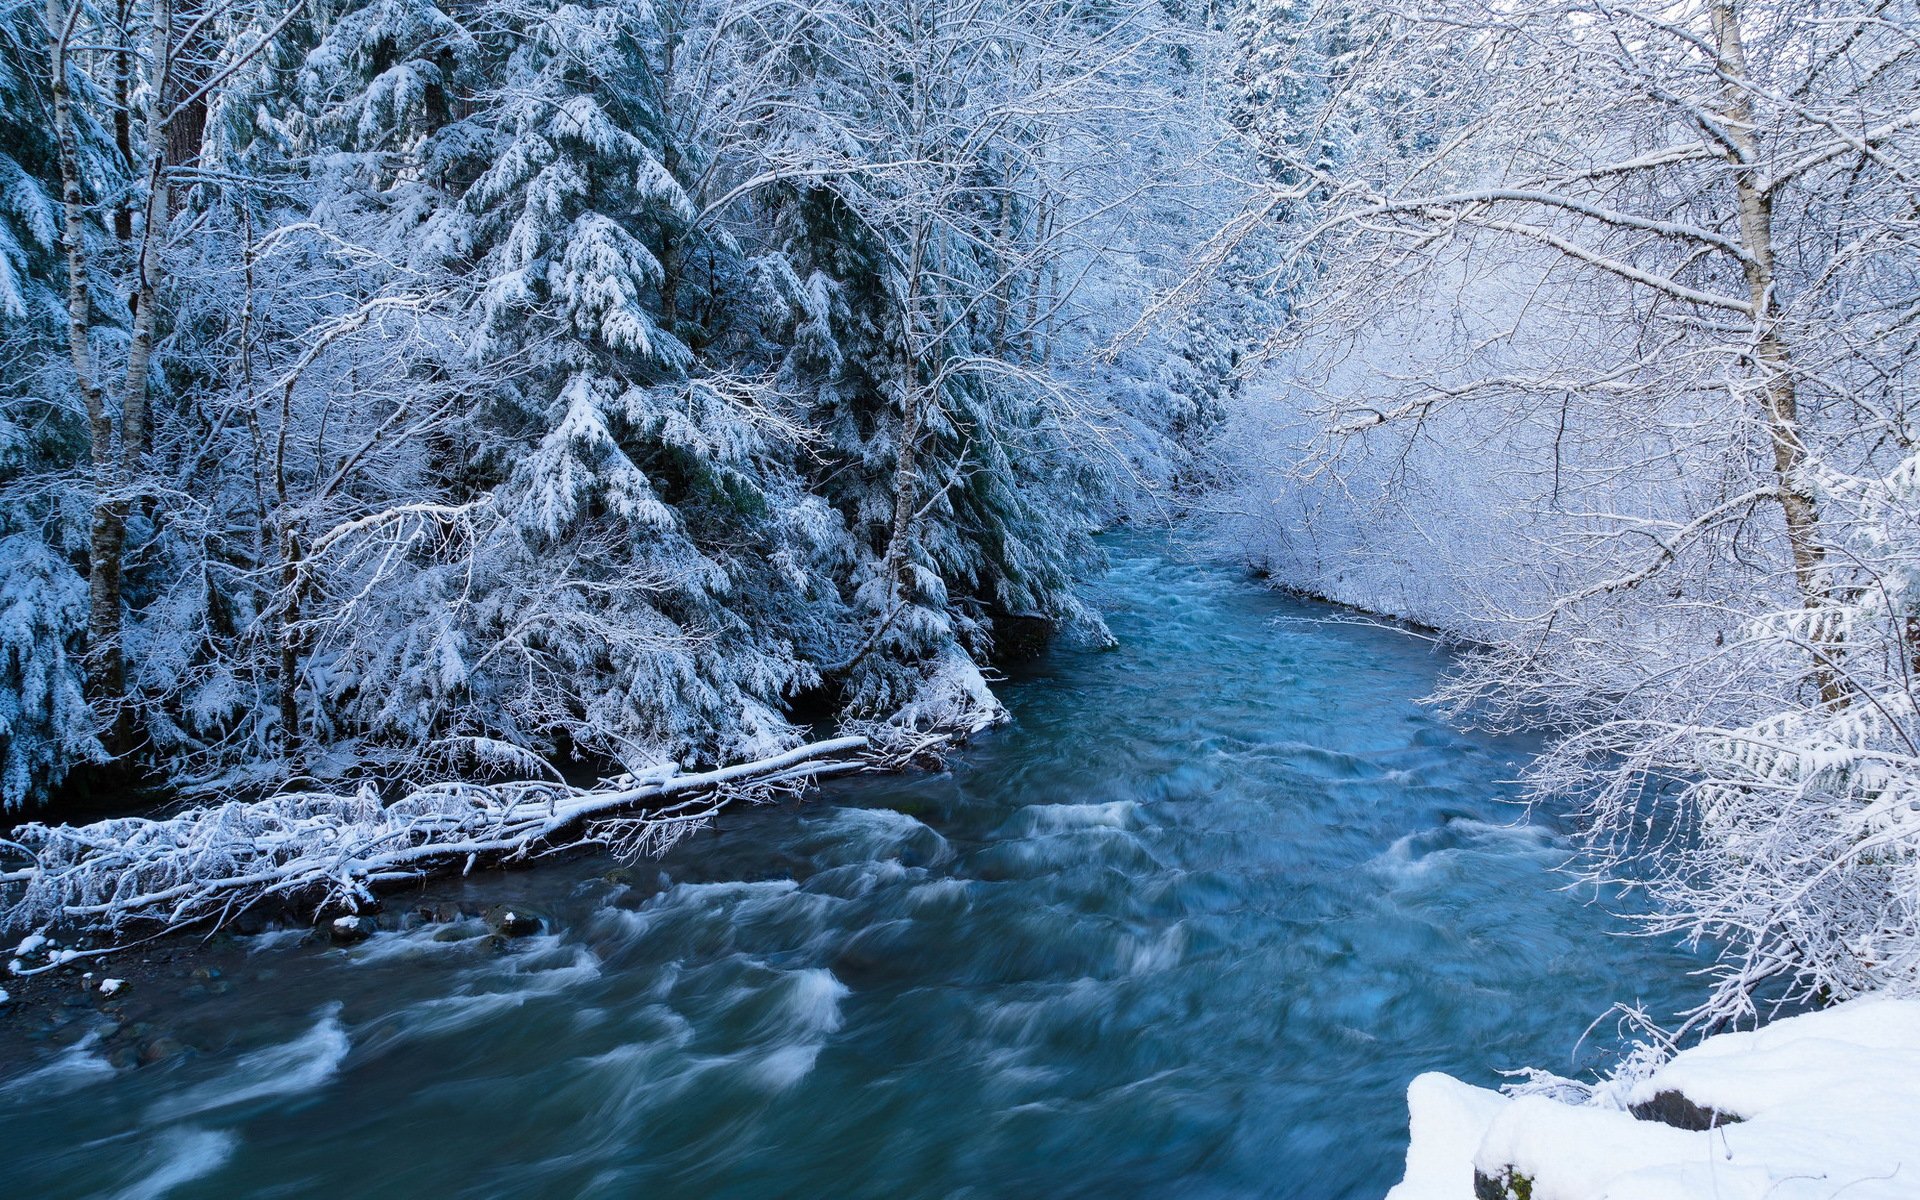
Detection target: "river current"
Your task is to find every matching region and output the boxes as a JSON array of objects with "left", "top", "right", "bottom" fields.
[{"left": 0, "top": 534, "right": 1701, "bottom": 1198}]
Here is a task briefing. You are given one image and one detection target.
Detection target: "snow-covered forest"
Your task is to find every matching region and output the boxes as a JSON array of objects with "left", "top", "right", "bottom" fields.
[
  {"left": 0, "top": 0, "right": 1264, "bottom": 814},
  {"left": 0, "top": 0, "right": 1914, "bottom": 1028},
  {"left": 5, "top": 0, "right": 1920, "bottom": 1191}
]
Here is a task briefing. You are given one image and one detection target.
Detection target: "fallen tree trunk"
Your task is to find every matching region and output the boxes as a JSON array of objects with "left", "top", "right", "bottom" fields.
[{"left": 0, "top": 736, "right": 871, "bottom": 949}]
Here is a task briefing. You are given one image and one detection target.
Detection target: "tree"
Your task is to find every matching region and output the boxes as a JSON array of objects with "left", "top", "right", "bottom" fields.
[
  {"left": 1227, "top": 0, "right": 1920, "bottom": 1022},
  {"left": 4, "top": 0, "right": 1234, "bottom": 815}
]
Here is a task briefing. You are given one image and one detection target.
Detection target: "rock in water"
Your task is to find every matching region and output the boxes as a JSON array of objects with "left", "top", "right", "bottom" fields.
[
  {"left": 330, "top": 916, "right": 374, "bottom": 945},
  {"left": 493, "top": 910, "right": 542, "bottom": 937}
]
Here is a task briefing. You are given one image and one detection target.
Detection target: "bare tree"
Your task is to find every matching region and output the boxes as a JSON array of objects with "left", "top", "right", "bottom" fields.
[{"left": 1223, "top": 0, "right": 1920, "bottom": 1024}]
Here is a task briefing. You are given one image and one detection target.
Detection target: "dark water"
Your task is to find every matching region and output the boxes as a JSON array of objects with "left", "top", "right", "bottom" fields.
[{"left": 0, "top": 536, "right": 1700, "bottom": 1198}]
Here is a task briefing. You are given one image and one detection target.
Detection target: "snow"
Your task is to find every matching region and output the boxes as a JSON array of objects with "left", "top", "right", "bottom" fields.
[
  {"left": 1389, "top": 995, "right": 1920, "bottom": 1200},
  {"left": 1386, "top": 1074, "right": 1511, "bottom": 1200},
  {"left": 99, "top": 978, "right": 124, "bottom": 995},
  {"left": 0, "top": 987, "right": 9, "bottom": 1005}
]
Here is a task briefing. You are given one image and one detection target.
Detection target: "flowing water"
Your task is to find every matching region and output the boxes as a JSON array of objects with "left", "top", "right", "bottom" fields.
[{"left": 0, "top": 535, "right": 1702, "bottom": 1199}]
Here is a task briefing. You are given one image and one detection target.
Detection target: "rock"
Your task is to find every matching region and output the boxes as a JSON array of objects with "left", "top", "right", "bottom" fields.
[
  {"left": 1473, "top": 1167, "right": 1535, "bottom": 1199},
  {"left": 230, "top": 908, "right": 272, "bottom": 936},
  {"left": 1628, "top": 1088, "right": 1740, "bottom": 1131},
  {"left": 99, "top": 978, "right": 126, "bottom": 996},
  {"left": 491, "top": 909, "right": 542, "bottom": 937},
  {"left": 329, "top": 915, "right": 375, "bottom": 945},
  {"left": 139, "top": 1037, "right": 186, "bottom": 1065}
]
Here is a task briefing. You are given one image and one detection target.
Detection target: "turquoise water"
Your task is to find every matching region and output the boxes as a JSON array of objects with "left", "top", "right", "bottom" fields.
[{"left": 0, "top": 535, "right": 1700, "bottom": 1198}]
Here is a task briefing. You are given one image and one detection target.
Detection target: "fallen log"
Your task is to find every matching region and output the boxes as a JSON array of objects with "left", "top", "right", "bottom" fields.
[{"left": 0, "top": 735, "right": 871, "bottom": 952}]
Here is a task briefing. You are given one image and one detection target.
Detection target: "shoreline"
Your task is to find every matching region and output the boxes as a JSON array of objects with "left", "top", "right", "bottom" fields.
[{"left": 1, "top": 737, "right": 888, "bottom": 1048}]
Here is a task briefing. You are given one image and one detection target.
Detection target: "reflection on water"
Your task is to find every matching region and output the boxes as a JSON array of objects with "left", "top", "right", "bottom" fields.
[{"left": 0, "top": 533, "right": 1700, "bottom": 1199}]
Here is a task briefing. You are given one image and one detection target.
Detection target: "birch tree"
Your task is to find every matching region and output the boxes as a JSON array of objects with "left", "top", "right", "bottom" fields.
[{"left": 1228, "top": 0, "right": 1920, "bottom": 1022}]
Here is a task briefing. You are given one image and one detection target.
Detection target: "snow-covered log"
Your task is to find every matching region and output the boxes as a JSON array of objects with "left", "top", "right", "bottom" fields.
[{"left": 0, "top": 736, "right": 869, "bottom": 945}]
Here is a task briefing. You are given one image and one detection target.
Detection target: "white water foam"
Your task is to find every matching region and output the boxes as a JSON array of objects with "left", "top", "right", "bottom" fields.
[
  {"left": 801, "top": 807, "right": 952, "bottom": 867},
  {"left": 708, "top": 967, "right": 850, "bottom": 1091},
  {"left": 1372, "top": 818, "right": 1561, "bottom": 883},
  {"left": 388, "top": 944, "right": 603, "bottom": 1039},
  {"left": 0, "top": 1030, "right": 117, "bottom": 1099},
  {"left": 104, "top": 1128, "right": 238, "bottom": 1200},
  {"left": 148, "top": 1004, "right": 349, "bottom": 1121},
  {"left": 1000, "top": 800, "right": 1142, "bottom": 836}
]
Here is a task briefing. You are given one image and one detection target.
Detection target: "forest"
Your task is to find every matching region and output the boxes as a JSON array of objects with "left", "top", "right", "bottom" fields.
[
  {"left": 2, "top": 0, "right": 1919, "bottom": 1197},
  {"left": 0, "top": 0, "right": 1255, "bottom": 808}
]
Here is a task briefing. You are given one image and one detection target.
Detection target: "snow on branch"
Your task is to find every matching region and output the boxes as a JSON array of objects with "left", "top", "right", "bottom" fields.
[{"left": 0, "top": 736, "right": 870, "bottom": 945}]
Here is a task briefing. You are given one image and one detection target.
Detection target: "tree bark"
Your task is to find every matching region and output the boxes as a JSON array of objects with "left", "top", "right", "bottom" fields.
[
  {"left": 112, "top": 0, "right": 135, "bottom": 242},
  {"left": 48, "top": 0, "right": 135, "bottom": 747},
  {"left": 1711, "top": 0, "right": 1840, "bottom": 704}
]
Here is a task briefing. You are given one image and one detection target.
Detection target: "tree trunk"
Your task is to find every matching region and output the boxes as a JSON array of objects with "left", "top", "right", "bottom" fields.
[
  {"left": 48, "top": 0, "right": 134, "bottom": 747},
  {"left": 1711, "top": 0, "right": 1840, "bottom": 704},
  {"left": 163, "top": 0, "right": 212, "bottom": 203},
  {"left": 883, "top": 375, "right": 925, "bottom": 601},
  {"left": 112, "top": 0, "right": 135, "bottom": 242}
]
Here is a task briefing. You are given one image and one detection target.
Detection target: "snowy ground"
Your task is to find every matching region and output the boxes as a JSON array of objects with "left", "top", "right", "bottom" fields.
[{"left": 1390, "top": 995, "right": 1920, "bottom": 1199}]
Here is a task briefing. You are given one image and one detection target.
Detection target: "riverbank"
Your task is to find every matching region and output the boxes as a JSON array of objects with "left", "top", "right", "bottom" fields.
[
  {"left": 0, "top": 735, "right": 891, "bottom": 1056},
  {"left": 0, "top": 736, "right": 877, "bottom": 964},
  {"left": 1389, "top": 994, "right": 1920, "bottom": 1200},
  {"left": 1, "top": 878, "right": 574, "bottom": 1062},
  {"left": 0, "top": 860, "right": 651, "bottom": 1074}
]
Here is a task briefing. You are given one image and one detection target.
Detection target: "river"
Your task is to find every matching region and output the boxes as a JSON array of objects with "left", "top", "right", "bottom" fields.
[{"left": 0, "top": 533, "right": 1701, "bottom": 1198}]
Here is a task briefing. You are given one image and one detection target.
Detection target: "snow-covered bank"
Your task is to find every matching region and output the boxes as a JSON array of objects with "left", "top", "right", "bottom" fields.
[{"left": 1389, "top": 995, "right": 1920, "bottom": 1200}]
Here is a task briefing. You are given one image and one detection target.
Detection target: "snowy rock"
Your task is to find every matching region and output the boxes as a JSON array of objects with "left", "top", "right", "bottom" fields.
[
  {"left": 491, "top": 910, "right": 541, "bottom": 937},
  {"left": 99, "top": 978, "right": 125, "bottom": 996},
  {"left": 1391, "top": 1074, "right": 1510, "bottom": 1200},
  {"left": 1388, "top": 995, "right": 1920, "bottom": 1200},
  {"left": 329, "top": 915, "right": 374, "bottom": 945}
]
